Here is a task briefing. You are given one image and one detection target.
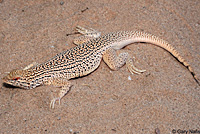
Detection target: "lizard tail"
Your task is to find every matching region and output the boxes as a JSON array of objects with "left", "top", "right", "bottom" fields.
[
  {"left": 135, "top": 31, "right": 199, "bottom": 85},
  {"left": 114, "top": 31, "right": 199, "bottom": 85}
]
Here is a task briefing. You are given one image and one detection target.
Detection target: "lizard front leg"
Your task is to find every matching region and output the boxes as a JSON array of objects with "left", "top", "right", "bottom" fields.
[
  {"left": 73, "top": 26, "right": 101, "bottom": 45},
  {"left": 23, "top": 62, "right": 38, "bottom": 70},
  {"left": 43, "top": 77, "right": 72, "bottom": 109}
]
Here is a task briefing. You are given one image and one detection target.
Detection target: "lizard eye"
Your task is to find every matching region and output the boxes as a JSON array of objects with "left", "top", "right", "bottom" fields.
[{"left": 12, "top": 77, "right": 20, "bottom": 80}]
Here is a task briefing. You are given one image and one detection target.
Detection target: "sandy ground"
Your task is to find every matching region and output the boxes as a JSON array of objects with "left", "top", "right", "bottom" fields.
[{"left": 0, "top": 0, "right": 200, "bottom": 133}]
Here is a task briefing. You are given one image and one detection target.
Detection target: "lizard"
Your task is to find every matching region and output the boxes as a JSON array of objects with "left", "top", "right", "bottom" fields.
[{"left": 3, "top": 26, "right": 199, "bottom": 108}]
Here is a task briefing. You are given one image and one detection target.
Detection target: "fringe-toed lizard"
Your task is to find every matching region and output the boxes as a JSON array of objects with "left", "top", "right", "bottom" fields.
[{"left": 3, "top": 26, "right": 199, "bottom": 108}]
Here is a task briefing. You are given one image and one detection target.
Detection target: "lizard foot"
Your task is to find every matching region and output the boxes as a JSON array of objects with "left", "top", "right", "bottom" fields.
[
  {"left": 126, "top": 57, "right": 146, "bottom": 74},
  {"left": 73, "top": 26, "right": 101, "bottom": 45},
  {"left": 50, "top": 97, "right": 61, "bottom": 109}
]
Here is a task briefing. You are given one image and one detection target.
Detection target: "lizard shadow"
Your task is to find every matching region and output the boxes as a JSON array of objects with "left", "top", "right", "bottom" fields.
[{"left": 3, "top": 83, "right": 21, "bottom": 89}]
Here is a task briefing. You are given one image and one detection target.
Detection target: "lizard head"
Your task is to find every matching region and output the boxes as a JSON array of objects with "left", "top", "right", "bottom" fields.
[{"left": 3, "top": 69, "right": 30, "bottom": 89}]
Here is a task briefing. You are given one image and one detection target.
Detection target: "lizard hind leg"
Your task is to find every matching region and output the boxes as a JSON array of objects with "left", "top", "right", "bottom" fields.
[
  {"left": 73, "top": 26, "right": 101, "bottom": 45},
  {"left": 103, "top": 48, "right": 128, "bottom": 70},
  {"left": 103, "top": 48, "right": 146, "bottom": 74}
]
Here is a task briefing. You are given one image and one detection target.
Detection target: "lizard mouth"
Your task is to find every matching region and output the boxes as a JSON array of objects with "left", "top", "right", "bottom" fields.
[
  {"left": 3, "top": 81, "right": 20, "bottom": 89},
  {"left": 2, "top": 76, "right": 23, "bottom": 89},
  {"left": 2, "top": 73, "right": 20, "bottom": 86}
]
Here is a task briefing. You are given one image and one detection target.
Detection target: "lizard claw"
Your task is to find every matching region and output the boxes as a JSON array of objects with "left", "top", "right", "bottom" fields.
[
  {"left": 126, "top": 58, "right": 146, "bottom": 74},
  {"left": 50, "top": 97, "right": 61, "bottom": 109}
]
